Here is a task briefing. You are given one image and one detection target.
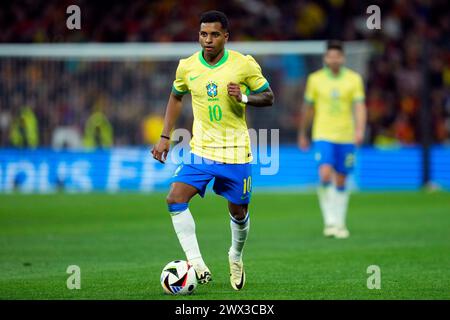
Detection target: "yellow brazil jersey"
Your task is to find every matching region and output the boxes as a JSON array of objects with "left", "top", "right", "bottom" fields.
[
  {"left": 304, "top": 67, "right": 365, "bottom": 143},
  {"left": 172, "top": 49, "right": 269, "bottom": 163}
]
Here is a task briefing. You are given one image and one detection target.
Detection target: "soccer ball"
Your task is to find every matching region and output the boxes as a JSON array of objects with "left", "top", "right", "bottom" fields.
[{"left": 160, "top": 260, "right": 197, "bottom": 295}]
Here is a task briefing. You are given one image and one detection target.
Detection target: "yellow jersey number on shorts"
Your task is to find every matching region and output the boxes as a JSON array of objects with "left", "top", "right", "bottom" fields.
[{"left": 243, "top": 176, "right": 252, "bottom": 195}]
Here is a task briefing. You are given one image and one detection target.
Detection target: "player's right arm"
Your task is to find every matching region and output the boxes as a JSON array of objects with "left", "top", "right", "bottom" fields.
[
  {"left": 298, "top": 102, "right": 314, "bottom": 151},
  {"left": 298, "top": 75, "right": 315, "bottom": 151},
  {"left": 151, "top": 93, "right": 183, "bottom": 163},
  {"left": 352, "top": 74, "right": 367, "bottom": 146},
  {"left": 152, "top": 60, "right": 188, "bottom": 163}
]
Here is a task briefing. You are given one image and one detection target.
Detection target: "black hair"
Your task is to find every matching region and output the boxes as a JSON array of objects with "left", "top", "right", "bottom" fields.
[
  {"left": 200, "top": 10, "right": 229, "bottom": 31},
  {"left": 327, "top": 40, "right": 344, "bottom": 53}
]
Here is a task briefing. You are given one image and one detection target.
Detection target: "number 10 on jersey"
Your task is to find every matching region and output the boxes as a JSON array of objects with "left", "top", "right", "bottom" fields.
[{"left": 208, "top": 105, "right": 222, "bottom": 122}]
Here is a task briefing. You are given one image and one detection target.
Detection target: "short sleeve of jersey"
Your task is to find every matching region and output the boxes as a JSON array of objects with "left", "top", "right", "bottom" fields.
[
  {"left": 304, "top": 75, "right": 316, "bottom": 105},
  {"left": 352, "top": 74, "right": 365, "bottom": 103},
  {"left": 172, "top": 60, "right": 189, "bottom": 95},
  {"left": 244, "top": 55, "right": 269, "bottom": 93}
]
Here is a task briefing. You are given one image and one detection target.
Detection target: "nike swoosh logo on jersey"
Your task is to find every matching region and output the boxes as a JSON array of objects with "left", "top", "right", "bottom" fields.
[
  {"left": 240, "top": 194, "right": 250, "bottom": 200},
  {"left": 189, "top": 75, "right": 201, "bottom": 81}
]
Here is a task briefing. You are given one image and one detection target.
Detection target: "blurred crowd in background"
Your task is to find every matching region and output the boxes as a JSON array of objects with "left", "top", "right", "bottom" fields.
[{"left": 0, "top": 0, "right": 449, "bottom": 148}]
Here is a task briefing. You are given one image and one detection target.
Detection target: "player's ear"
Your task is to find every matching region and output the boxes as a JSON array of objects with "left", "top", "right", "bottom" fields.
[{"left": 224, "top": 32, "right": 229, "bottom": 42}]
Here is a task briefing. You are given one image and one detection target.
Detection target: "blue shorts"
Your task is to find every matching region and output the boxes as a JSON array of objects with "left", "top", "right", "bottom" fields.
[
  {"left": 314, "top": 140, "right": 355, "bottom": 175},
  {"left": 171, "top": 153, "right": 252, "bottom": 205}
]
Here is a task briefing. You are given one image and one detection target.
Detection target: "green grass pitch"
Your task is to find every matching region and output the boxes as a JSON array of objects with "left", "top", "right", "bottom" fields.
[{"left": 0, "top": 191, "right": 449, "bottom": 300}]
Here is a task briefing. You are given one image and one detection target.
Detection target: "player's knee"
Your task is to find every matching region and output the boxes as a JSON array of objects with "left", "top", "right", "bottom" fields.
[
  {"left": 230, "top": 211, "right": 245, "bottom": 220},
  {"left": 229, "top": 205, "right": 248, "bottom": 220},
  {"left": 166, "top": 192, "right": 188, "bottom": 205},
  {"left": 320, "top": 169, "right": 332, "bottom": 183}
]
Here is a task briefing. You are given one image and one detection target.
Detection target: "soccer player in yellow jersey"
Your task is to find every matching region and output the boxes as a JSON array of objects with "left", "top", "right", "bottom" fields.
[
  {"left": 152, "top": 11, "right": 274, "bottom": 290},
  {"left": 298, "top": 40, "right": 367, "bottom": 239}
]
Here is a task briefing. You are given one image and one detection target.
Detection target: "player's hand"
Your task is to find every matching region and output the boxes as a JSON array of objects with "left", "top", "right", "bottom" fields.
[
  {"left": 151, "top": 138, "right": 170, "bottom": 164},
  {"left": 227, "top": 82, "right": 242, "bottom": 102},
  {"left": 298, "top": 134, "right": 310, "bottom": 151}
]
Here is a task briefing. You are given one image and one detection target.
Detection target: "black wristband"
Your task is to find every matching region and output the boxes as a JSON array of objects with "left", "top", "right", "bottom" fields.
[{"left": 160, "top": 134, "right": 170, "bottom": 140}]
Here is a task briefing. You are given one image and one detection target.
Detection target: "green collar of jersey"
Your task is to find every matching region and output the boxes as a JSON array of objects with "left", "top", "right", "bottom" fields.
[
  {"left": 199, "top": 49, "right": 229, "bottom": 69},
  {"left": 324, "top": 66, "right": 346, "bottom": 79}
]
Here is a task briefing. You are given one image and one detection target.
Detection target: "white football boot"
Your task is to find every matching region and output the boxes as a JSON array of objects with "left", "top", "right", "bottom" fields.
[
  {"left": 323, "top": 225, "right": 338, "bottom": 237},
  {"left": 229, "top": 257, "right": 245, "bottom": 291},
  {"left": 192, "top": 263, "right": 212, "bottom": 284},
  {"left": 334, "top": 226, "right": 350, "bottom": 239}
]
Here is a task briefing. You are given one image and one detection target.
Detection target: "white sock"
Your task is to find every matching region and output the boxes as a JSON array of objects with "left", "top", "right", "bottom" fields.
[
  {"left": 228, "top": 212, "right": 250, "bottom": 262},
  {"left": 170, "top": 208, "right": 206, "bottom": 268},
  {"left": 318, "top": 183, "right": 336, "bottom": 227},
  {"left": 334, "top": 188, "right": 349, "bottom": 228}
]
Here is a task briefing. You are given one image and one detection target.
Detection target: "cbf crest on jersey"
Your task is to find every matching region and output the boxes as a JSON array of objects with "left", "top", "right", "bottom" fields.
[
  {"left": 206, "top": 81, "right": 218, "bottom": 98},
  {"left": 331, "top": 88, "right": 340, "bottom": 99}
]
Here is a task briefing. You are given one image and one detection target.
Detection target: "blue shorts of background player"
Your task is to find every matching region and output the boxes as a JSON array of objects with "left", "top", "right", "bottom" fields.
[
  {"left": 171, "top": 153, "right": 252, "bottom": 205},
  {"left": 314, "top": 140, "right": 355, "bottom": 175}
]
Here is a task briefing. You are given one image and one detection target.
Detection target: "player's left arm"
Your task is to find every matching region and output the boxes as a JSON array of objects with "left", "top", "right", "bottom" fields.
[
  {"left": 353, "top": 75, "right": 367, "bottom": 146},
  {"left": 228, "top": 55, "right": 274, "bottom": 107},
  {"left": 227, "top": 83, "right": 274, "bottom": 107},
  {"left": 354, "top": 102, "right": 367, "bottom": 146}
]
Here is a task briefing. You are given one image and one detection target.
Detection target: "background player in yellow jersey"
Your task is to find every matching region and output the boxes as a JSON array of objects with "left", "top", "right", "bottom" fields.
[
  {"left": 152, "top": 11, "right": 274, "bottom": 290},
  {"left": 298, "top": 40, "right": 367, "bottom": 239}
]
